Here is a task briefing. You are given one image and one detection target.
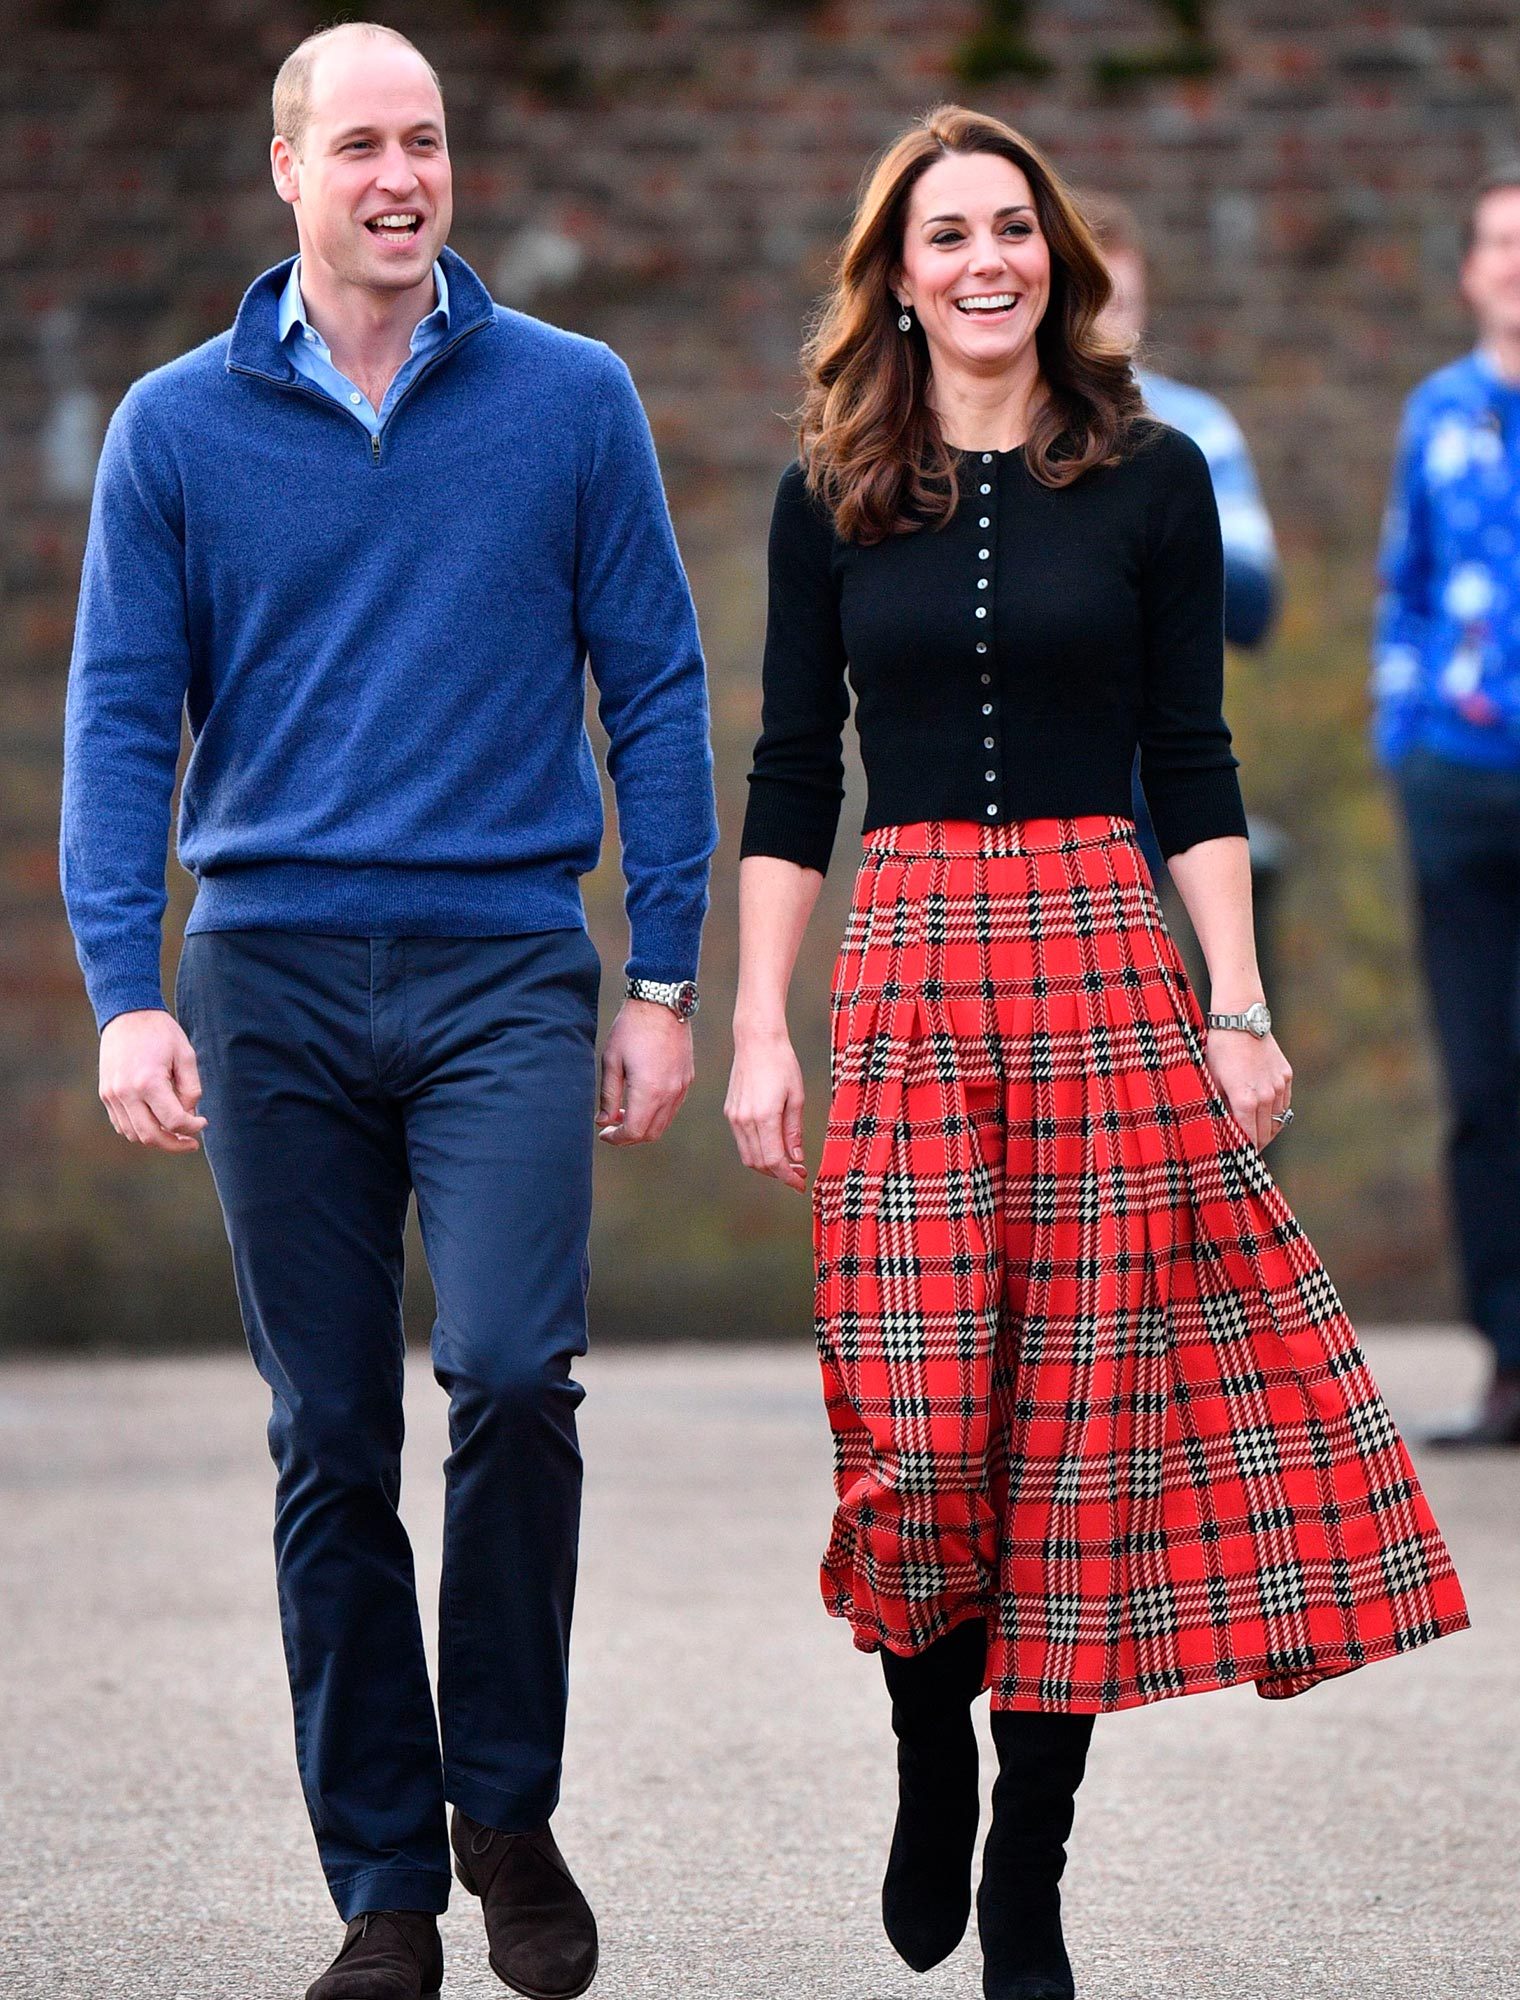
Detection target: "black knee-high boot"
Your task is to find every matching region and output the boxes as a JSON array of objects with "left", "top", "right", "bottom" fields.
[
  {"left": 878, "top": 1619, "right": 988, "bottom": 1971},
  {"left": 977, "top": 1709, "right": 1095, "bottom": 2000}
]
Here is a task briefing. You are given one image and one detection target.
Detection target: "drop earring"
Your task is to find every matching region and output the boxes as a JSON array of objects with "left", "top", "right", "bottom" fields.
[{"left": 897, "top": 308, "right": 912, "bottom": 333}]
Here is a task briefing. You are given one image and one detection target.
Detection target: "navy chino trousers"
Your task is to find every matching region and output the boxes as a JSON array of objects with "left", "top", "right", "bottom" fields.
[
  {"left": 176, "top": 927, "right": 600, "bottom": 1918},
  {"left": 1397, "top": 747, "right": 1520, "bottom": 1375}
]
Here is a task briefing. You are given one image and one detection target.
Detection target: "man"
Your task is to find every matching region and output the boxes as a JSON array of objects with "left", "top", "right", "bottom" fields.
[
  {"left": 1372, "top": 163, "right": 1520, "bottom": 1449},
  {"left": 1089, "top": 196, "right": 1286, "bottom": 965},
  {"left": 61, "top": 23, "right": 716, "bottom": 1998},
  {"left": 1091, "top": 194, "right": 1281, "bottom": 653}
]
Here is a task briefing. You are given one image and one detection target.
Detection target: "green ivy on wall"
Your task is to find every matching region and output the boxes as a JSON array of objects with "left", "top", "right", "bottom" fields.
[
  {"left": 47, "top": 0, "right": 1222, "bottom": 88},
  {"left": 459, "top": 0, "right": 1221, "bottom": 95},
  {"left": 466, "top": 0, "right": 816, "bottom": 25},
  {"left": 957, "top": 2, "right": 1056, "bottom": 86},
  {"left": 958, "top": 0, "right": 1222, "bottom": 92},
  {"left": 1091, "top": 0, "right": 1221, "bottom": 89}
]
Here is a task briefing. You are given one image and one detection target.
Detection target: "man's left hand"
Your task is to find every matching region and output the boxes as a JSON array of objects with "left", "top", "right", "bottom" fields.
[{"left": 596, "top": 998, "right": 694, "bottom": 1146}]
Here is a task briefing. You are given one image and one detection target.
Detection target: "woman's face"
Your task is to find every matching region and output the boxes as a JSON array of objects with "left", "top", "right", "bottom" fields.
[{"left": 894, "top": 151, "right": 1051, "bottom": 379}]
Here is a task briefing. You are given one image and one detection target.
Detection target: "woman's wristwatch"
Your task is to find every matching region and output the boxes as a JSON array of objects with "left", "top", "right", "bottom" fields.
[
  {"left": 625, "top": 976, "right": 701, "bottom": 1022},
  {"left": 1206, "top": 1000, "right": 1272, "bottom": 1038}
]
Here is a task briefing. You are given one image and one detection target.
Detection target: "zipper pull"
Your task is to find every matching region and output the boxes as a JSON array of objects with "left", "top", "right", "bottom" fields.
[{"left": 371, "top": 433, "right": 381, "bottom": 465}]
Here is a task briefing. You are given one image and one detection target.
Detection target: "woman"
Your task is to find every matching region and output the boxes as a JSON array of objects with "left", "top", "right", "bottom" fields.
[{"left": 725, "top": 105, "right": 1469, "bottom": 2000}]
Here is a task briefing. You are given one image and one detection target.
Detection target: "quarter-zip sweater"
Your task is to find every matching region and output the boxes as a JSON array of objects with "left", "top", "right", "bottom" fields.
[
  {"left": 62, "top": 249, "right": 717, "bottom": 1031},
  {"left": 740, "top": 424, "right": 1246, "bottom": 874}
]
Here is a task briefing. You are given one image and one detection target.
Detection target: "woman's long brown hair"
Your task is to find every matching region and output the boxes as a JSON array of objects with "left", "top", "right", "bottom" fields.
[{"left": 798, "top": 104, "right": 1143, "bottom": 544}]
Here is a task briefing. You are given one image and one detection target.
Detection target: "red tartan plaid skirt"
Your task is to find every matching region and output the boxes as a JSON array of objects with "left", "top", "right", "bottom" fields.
[{"left": 813, "top": 816, "right": 1469, "bottom": 1710}]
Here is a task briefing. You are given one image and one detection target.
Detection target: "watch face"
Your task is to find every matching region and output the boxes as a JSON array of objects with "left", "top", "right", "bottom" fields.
[
  {"left": 675, "top": 981, "right": 700, "bottom": 1021},
  {"left": 1246, "top": 1001, "right": 1271, "bottom": 1037}
]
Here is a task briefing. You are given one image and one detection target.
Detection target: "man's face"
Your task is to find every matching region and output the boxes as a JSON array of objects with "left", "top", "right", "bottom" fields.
[
  {"left": 272, "top": 37, "right": 452, "bottom": 297},
  {"left": 1462, "top": 187, "right": 1520, "bottom": 343}
]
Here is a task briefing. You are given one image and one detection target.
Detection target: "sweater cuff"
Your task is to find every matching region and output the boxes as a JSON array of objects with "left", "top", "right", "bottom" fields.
[
  {"left": 626, "top": 912, "right": 704, "bottom": 987},
  {"left": 739, "top": 778, "right": 840, "bottom": 877},
  {"left": 1148, "top": 767, "right": 1249, "bottom": 860},
  {"left": 87, "top": 963, "right": 170, "bottom": 1035}
]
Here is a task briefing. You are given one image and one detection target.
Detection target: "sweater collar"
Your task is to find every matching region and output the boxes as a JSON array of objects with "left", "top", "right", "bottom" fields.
[
  {"left": 228, "top": 244, "right": 494, "bottom": 381},
  {"left": 1470, "top": 345, "right": 1520, "bottom": 403},
  {"left": 277, "top": 256, "right": 451, "bottom": 347}
]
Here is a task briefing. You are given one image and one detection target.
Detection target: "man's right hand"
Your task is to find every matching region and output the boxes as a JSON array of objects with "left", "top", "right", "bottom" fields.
[{"left": 99, "top": 1009, "right": 208, "bottom": 1153}]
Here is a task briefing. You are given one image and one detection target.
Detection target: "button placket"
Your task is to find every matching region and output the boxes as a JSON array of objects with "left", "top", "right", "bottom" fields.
[{"left": 973, "top": 454, "right": 1001, "bottom": 818}]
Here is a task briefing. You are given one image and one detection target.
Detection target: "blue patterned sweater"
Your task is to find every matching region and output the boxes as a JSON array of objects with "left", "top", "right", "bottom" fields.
[{"left": 1372, "top": 349, "right": 1520, "bottom": 772}]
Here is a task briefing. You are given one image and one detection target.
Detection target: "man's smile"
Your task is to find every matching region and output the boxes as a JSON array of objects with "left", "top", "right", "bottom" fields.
[{"left": 365, "top": 210, "right": 423, "bottom": 240}]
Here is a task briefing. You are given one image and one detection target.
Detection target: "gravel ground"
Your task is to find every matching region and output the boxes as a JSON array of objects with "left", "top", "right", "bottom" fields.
[{"left": 0, "top": 1329, "right": 1515, "bottom": 1999}]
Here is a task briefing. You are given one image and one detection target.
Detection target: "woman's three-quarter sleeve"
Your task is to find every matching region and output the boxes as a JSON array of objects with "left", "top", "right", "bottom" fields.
[
  {"left": 1137, "top": 430, "right": 1249, "bottom": 859},
  {"left": 739, "top": 464, "right": 851, "bottom": 875}
]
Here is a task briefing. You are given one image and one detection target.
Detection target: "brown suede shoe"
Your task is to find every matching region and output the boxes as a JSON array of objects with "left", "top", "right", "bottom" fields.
[
  {"left": 451, "top": 1808, "right": 598, "bottom": 1999},
  {"left": 305, "top": 1910, "right": 443, "bottom": 1999}
]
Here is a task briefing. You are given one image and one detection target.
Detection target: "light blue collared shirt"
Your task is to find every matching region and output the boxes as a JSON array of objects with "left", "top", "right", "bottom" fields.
[
  {"left": 278, "top": 257, "right": 451, "bottom": 438},
  {"left": 1137, "top": 368, "right": 1278, "bottom": 578}
]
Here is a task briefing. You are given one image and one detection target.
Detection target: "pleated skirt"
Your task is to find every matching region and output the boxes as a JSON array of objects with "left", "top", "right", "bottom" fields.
[{"left": 812, "top": 816, "right": 1470, "bottom": 1710}]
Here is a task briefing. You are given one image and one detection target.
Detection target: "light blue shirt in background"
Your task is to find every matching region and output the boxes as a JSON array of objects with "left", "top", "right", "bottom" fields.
[
  {"left": 278, "top": 257, "right": 451, "bottom": 438},
  {"left": 1130, "top": 369, "right": 1282, "bottom": 872},
  {"left": 1137, "top": 368, "right": 1279, "bottom": 581}
]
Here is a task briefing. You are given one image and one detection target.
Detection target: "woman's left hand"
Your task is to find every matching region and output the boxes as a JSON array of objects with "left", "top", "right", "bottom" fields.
[{"left": 1204, "top": 1028, "right": 1293, "bottom": 1151}]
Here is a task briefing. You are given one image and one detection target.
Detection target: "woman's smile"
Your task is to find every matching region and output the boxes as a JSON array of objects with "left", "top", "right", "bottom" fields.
[{"left": 952, "top": 290, "right": 1022, "bottom": 321}]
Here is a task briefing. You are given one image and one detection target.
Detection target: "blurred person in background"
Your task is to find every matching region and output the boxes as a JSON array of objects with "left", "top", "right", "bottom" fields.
[
  {"left": 60, "top": 22, "right": 714, "bottom": 1999},
  {"left": 727, "top": 104, "right": 1466, "bottom": 2000},
  {"left": 1089, "top": 194, "right": 1280, "bottom": 656},
  {"left": 1087, "top": 194, "right": 1287, "bottom": 995},
  {"left": 1373, "top": 161, "right": 1520, "bottom": 1450}
]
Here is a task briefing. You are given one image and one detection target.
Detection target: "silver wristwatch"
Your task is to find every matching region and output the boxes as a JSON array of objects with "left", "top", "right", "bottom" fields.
[
  {"left": 625, "top": 976, "right": 700, "bottom": 1022},
  {"left": 1206, "top": 1000, "right": 1272, "bottom": 1039}
]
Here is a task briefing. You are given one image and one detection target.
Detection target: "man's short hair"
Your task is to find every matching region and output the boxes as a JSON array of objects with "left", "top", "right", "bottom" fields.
[
  {"left": 1081, "top": 192, "right": 1145, "bottom": 261},
  {"left": 273, "top": 21, "right": 442, "bottom": 157},
  {"left": 1464, "top": 160, "right": 1520, "bottom": 253}
]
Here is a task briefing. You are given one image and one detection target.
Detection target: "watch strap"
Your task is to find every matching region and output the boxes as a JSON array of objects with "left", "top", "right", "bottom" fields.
[
  {"left": 625, "top": 976, "right": 700, "bottom": 1021},
  {"left": 1206, "top": 1002, "right": 1271, "bottom": 1038}
]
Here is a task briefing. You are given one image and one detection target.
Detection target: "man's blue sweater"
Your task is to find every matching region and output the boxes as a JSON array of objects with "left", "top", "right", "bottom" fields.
[{"left": 62, "top": 248, "right": 717, "bottom": 1030}]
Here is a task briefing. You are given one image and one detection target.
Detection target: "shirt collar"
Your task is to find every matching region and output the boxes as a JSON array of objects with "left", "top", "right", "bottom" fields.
[
  {"left": 1471, "top": 345, "right": 1520, "bottom": 399},
  {"left": 278, "top": 257, "right": 451, "bottom": 352}
]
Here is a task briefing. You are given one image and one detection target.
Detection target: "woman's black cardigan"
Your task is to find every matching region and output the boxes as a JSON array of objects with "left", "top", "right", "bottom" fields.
[{"left": 739, "top": 422, "right": 1249, "bottom": 875}]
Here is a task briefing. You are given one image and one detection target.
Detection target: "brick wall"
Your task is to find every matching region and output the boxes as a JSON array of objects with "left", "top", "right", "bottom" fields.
[{"left": 5, "top": 0, "right": 1517, "bottom": 1345}]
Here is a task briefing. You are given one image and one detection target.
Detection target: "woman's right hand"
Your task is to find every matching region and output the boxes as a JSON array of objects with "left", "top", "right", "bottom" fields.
[{"left": 726, "top": 1028, "right": 808, "bottom": 1193}]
